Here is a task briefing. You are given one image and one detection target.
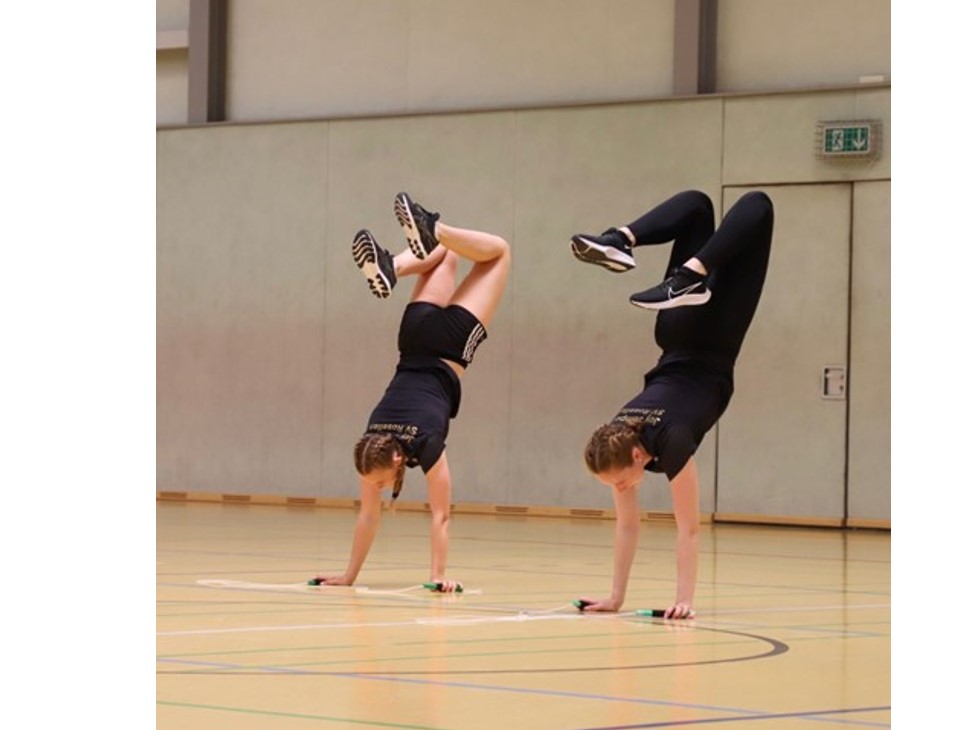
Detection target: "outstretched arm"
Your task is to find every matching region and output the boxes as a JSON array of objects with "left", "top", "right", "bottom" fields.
[
  {"left": 316, "top": 477, "right": 383, "bottom": 586},
  {"left": 667, "top": 457, "right": 700, "bottom": 618},
  {"left": 424, "top": 452, "right": 461, "bottom": 591},
  {"left": 609, "top": 484, "right": 642, "bottom": 609},
  {"left": 579, "top": 483, "right": 641, "bottom": 612}
]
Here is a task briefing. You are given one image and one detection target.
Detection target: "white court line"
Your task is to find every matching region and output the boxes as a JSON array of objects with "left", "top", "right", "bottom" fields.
[
  {"left": 361, "top": 586, "right": 483, "bottom": 596},
  {"left": 165, "top": 580, "right": 890, "bottom": 637},
  {"left": 699, "top": 603, "right": 889, "bottom": 616},
  {"left": 415, "top": 613, "right": 579, "bottom": 627},
  {"left": 197, "top": 579, "right": 324, "bottom": 593},
  {"left": 158, "top": 612, "right": 583, "bottom": 637},
  {"left": 195, "top": 579, "right": 482, "bottom": 595},
  {"left": 159, "top": 600, "right": 889, "bottom": 638}
]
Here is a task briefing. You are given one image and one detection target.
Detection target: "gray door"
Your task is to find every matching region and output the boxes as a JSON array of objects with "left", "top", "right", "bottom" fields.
[
  {"left": 847, "top": 180, "right": 890, "bottom": 524},
  {"left": 716, "top": 184, "right": 851, "bottom": 522}
]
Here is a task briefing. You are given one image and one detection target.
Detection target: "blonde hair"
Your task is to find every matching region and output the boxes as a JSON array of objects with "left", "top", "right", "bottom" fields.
[
  {"left": 354, "top": 432, "right": 405, "bottom": 501},
  {"left": 584, "top": 422, "right": 642, "bottom": 474}
]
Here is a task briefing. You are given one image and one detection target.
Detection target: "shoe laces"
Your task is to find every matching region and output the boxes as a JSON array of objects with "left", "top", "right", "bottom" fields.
[{"left": 666, "top": 268, "right": 701, "bottom": 291}]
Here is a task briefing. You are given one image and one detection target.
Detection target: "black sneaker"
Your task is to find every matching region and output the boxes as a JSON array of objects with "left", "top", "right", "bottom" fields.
[
  {"left": 629, "top": 266, "right": 711, "bottom": 310},
  {"left": 570, "top": 228, "right": 636, "bottom": 272},
  {"left": 394, "top": 192, "right": 440, "bottom": 259},
  {"left": 352, "top": 229, "right": 397, "bottom": 299}
]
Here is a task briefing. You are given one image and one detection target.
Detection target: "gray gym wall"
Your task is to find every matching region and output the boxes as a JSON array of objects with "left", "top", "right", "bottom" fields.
[{"left": 157, "top": 0, "right": 890, "bottom": 524}]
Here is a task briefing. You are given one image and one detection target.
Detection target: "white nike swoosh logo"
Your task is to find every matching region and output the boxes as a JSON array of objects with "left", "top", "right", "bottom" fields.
[{"left": 668, "top": 282, "right": 700, "bottom": 297}]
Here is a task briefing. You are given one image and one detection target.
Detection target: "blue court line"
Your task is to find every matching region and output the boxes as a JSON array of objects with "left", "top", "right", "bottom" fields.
[
  {"left": 156, "top": 700, "right": 457, "bottom": 730},
  {"left": 158, "top": 657, "right": 314, "bottom": 674},
  {"left": 157, "top": 641, "right": 366, "bottom": 659},
  {"left": 572, "top": 705, "right": 890, "bottom": 728},
  {"left": 335, "top": 673, "right": 889, "bottom": 729},
  {"left": 157, "top": 658, "right": 887, "bottom": 728},
  {"left": 711, "top": 622, "right": 887, "bottom": 639},
  {"left": 162, "top": 635, "right": 758, "bottom": 671},
  {"left": 156, "top": 629, "right": 879, "bottom": 667}
]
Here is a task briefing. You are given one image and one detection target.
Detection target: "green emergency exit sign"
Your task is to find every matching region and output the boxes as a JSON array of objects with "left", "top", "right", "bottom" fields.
[
  {"left": 824, "top": 125, "right": 869, "bottom": 153},
  {"left": 816, "top": 120, "right": 882, "bottom": 159}
]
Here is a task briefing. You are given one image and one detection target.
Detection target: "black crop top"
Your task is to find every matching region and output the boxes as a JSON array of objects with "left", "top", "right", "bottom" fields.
[{"left": 364, "top": 356, "right": 461, "bottom": 473}]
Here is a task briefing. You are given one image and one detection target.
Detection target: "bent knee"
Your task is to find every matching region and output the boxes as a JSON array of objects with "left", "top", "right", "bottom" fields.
[
  {"left": 740, "top": 190, "right": 774, "bottom": 217},
  {"left": 487, "top": 235, "right": 512, "bottom": 269},
  {"left": 678, "top": 190, "right": 715, "bottom": 217}
]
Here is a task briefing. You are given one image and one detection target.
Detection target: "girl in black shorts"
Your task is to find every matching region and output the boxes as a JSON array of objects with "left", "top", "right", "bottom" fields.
[
  {"left": 570, "top": 189, "right": 774, "bottom": 618},
  {"left": 313, "top": 193, "right": 510, "bottom": 592}
]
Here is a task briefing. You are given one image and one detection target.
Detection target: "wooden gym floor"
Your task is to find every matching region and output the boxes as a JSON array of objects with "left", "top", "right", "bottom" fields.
[{"left": 156, "top": 501, "right": 890, "bottom": 729}]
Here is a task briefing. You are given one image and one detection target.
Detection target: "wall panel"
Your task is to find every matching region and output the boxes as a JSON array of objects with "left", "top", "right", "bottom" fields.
[
  {"left": 157, "top": 88, "right": 890, "bottom": 524},
  {"left": 225, "top": 0, "right": 675, "bottom": 122},
  {"left": 717, "top": 0, "right": 890, "bottom": 92},
  {"left": 848, "top": 181, "right": 890, "bottom": 522},
  {"left": 723, "top": 89, "right": 890, "bottom": 186},
  {"left": 716, "top": 184, "right": 851, "bottom": 520},
  {"left": 157, "top": 52, "right": 189, "bottom": 127},
  {"left": 157, "top": 124, "right": 329, "bottom": 495}
]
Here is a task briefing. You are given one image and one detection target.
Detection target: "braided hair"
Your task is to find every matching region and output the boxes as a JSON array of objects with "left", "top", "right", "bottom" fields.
[
  {"left": 354, "top": 432, "right": 406, "bottom": 502},
  {"left": 584, "top": 422, "right": 642, "bottom": 475}
]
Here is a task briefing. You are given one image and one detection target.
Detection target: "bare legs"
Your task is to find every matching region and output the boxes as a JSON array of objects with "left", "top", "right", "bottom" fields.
[
  {"left": 435, "top": 222, "right": 510, "bottom": 329},
  {"left": 398, "top": 220, "right": 510, "bottom": 328},
  {"left": 354, "top": 195, "right": 511, "bottom": 328}
]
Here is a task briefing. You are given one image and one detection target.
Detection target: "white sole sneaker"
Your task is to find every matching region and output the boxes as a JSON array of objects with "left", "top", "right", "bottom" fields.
[
  {"left": 352, "top": 230, "right": 394, "bottom": 299},
  {"left": 570, "top": 236, "right": 636, "bottom": 272},
  {"left": 394, "top": 192, "right": 437, "bottom": 259},
  {"left": 629, "top": 289, "right": 711, "bottom": 310}
]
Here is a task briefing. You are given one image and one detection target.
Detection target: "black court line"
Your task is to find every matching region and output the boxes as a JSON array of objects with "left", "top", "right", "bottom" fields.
[
  {"left": 157, "top": 623, "right": 788, "bottom": 676},
  {"left": 571, "top": 704, "right": 891, "bottom": 729}
]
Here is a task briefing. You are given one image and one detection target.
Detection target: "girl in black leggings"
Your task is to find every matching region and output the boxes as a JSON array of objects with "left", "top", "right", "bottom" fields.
[
  {"left": 313, "top": 193, "right": 510, "bottom": 593},
  {"left": 571, "top": 189, "right": 774, "bottom": 618}
]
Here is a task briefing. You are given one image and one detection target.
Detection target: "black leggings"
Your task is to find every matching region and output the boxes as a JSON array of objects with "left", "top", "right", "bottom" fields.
[{"left": 627, "top": 190, "right": 774, "bottom": 362}]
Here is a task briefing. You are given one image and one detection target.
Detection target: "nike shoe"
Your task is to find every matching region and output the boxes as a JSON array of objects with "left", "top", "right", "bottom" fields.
[
  {"left": 570, "top": 228, "right": 636, "bottom": 272},
  {"left": 394, "top": 192, "right": 440, "bottom": 259},
  {"left": 629, "top": 266, "right": 711, "bottom": 310},
  {"left": 352, "top": 229, "right": 397, "bottom": 299}
]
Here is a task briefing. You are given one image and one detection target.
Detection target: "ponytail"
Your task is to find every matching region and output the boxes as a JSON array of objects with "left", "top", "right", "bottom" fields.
[{"left": 391, "top": 463, "right": 405, "bottom": 503}]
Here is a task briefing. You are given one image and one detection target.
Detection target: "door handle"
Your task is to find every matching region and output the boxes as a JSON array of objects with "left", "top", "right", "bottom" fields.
[{"left": 821, "top": 365, "right": 846, "bottom": 400}]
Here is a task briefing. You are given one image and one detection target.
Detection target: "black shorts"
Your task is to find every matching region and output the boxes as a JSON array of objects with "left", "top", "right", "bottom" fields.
[{"left": 398, "top": 302, "right": 488, "bottom": 369}]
